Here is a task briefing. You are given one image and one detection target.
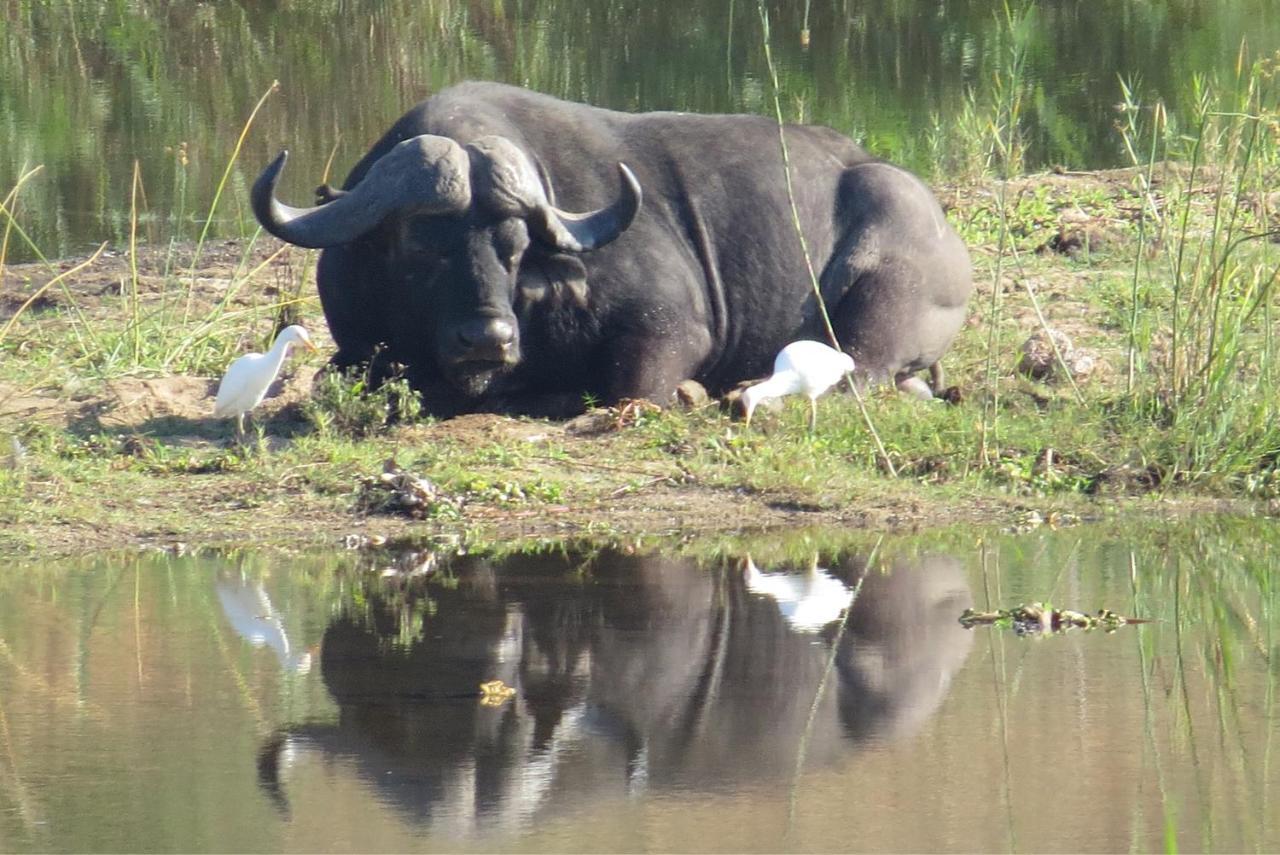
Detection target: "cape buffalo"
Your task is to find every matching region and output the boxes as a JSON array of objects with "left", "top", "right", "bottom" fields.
[{"left": 252, "top": 81, "right": 972, "bottom": 416}]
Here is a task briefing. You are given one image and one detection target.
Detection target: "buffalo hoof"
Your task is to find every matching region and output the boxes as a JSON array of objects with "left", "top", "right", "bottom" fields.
[
  {"left": 896, "top": 375, "right": 935, "bottom": 400},
  {"left": 675, "top": 379, "right": 709, "bottom": 409}
]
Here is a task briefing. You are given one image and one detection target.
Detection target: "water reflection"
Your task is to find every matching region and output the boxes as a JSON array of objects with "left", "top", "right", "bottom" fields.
[
  {"left": 216, "top": 569, "right": 314, "bottom": 674},
  {"left": 1, "top": 527, "right": 1279, "bottom": 850},
  {"left": 262, "top": 547, "right": 971, "bottom": 834},
  {"left": 744, "top": 555, "right": 854, "bottom": 631}
]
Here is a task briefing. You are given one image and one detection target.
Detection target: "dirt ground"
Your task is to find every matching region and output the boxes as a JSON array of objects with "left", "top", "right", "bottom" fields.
[{"left": 1, "top": 359, "right": 1036, "bottom": 555}]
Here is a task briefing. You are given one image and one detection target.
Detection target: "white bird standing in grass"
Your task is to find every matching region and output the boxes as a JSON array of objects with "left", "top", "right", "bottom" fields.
[
  {"left": 741, "top": 340, "right": 855, "bottom": 431},
  {"left": 214, "top": 324, "right": 318, "bottom": 437}
]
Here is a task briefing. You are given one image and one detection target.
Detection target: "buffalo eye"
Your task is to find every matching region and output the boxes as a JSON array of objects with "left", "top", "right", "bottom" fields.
[
  {"left": 399, "top": 215, "right": 461, "bottom": 262},
  {"left": 492, "top": 220, "right": 530, "bottom": 273}
]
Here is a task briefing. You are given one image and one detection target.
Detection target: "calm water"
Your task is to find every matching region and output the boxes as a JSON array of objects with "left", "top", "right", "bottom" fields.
[
  {"left": 2, "top": 1, "right": 1279, "bottom": 259},
  {"left": 0, "top": 521, "right": 1276, "bottom": 852}
]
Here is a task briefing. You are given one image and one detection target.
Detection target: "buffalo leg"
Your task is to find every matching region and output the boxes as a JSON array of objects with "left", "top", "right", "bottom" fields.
[
  {"left": 602, "top": 331, "right": 705, "bottom": 407},
  {"left": 822, "top": 161, "right": 971, "bottom": 398}
]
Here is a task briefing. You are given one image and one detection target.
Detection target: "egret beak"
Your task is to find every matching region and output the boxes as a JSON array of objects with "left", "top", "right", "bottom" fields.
[{"left": 302, "top": 339, "right": 319, "bottom": 353}]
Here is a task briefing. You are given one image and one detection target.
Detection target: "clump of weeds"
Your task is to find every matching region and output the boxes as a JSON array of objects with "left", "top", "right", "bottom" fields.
[{"left": 306, "top": 366, "right": 425, "bottom": 438}]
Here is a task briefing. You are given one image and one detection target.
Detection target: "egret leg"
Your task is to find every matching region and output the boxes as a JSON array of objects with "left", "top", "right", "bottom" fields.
[
  {"left": 236, "top": 413, "right": 246, "bottom": 441},
  {"left": 808, "top": 398, "right": 818, "bottom": 433}
]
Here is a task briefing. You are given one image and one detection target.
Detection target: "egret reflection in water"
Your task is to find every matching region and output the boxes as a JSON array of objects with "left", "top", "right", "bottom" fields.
[
  {"left": 743, "top": 554, "right": 855, "bottom": 632},
  {"left": 258, "top": 548, "right": 972, "bottom": 835},
  {"left": 216, "top": 570, "right": 313, "bottom": 674}
]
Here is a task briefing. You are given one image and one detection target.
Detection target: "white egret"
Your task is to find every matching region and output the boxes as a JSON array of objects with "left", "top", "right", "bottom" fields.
[
  {"left": 740, "top": 340, "right": 855, "bottom": 431},
  {"left": 213, "top": 324, "right": 318, "bottom": 436}
]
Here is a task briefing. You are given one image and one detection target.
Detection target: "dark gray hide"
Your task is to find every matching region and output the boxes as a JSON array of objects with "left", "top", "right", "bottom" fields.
[
  {"left": 255, "top": 548, "right": 973, "bottom": 830},
  {"left": 253, "top": 81, "right": 973, "bottom": 416}
]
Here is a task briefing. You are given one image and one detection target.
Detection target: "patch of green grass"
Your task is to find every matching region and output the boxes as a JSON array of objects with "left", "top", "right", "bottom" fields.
[
  {"left": 649, "top": 389, "right": 1107, "bottom": 502},
  {"left": 305, "top": 366, "right": 426, "bottom": 438},
  {"left": 1107, "top": 55, "right": 1280, "bottom": 488}
]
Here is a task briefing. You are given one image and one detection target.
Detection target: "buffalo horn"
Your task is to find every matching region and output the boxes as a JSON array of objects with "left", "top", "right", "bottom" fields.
[
  {"left": 251, "top": 135, "right": 473, "bottom": 248},
  {"left": 465, "top": 136, "right": 642, "bottom": 253},
  {"left": 527, "top": 163, "right": 642, "bottom": 252}
]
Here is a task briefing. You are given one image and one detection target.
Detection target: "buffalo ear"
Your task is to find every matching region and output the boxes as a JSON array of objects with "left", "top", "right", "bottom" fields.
[{"left": 516, "top": 253, "right": 589, "bottom": 310}]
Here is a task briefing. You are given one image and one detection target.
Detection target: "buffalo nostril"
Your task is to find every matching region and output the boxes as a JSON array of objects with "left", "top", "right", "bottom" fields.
[
  {"left": 457, "top": 318, "right": 516, "bottom": 351},
  {"left": 484, "top": 318, "right": 515, "bottom": 347}
]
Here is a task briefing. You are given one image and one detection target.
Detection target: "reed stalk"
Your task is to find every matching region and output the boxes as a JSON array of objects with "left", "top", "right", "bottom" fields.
[
  {"left": 1116, "top": 79, "right": 1166, "bottom": 394},
  {"left": 0, "top": 244, "right": 106, "bottom": 348},
  {"left": 129, "top": 160, "right": 143, "bottom": 364},
  {"left": 179, "top": 80, "right": 280, "bottom": 329},
  {"left": 756, "top": 1, "right": 896, "bottom": 476},
  {"left": 0, "top": 166, "right": 54, "bottom": 273},
  {"left": 2, "top": 167, "right": 108, "bottom": 369},
  {"left": 978, "top": 2, "right": 1032, "bottom": 465}
]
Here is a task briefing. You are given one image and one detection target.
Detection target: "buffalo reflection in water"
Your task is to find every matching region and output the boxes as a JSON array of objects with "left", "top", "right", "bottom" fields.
[{"left": 259, "top": 548, "right": 972, "bottom": 832}]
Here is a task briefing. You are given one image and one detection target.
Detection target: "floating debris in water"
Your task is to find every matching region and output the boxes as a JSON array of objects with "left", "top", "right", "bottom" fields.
[
  {"left": 478, "top": 679, "right": 517, "bottom": 707},
  {"left": 960, "top": 602, "right": 1148, "bottom": 635}
]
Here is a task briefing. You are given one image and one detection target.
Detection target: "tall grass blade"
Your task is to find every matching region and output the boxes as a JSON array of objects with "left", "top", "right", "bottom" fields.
[
  {"left": 0, "top": 166, "right": 54, "bottom": 273},
  {"left": 180, "top": 80, "right": 280, "bottom": 328},
  {"left": 130, "top": 160, "right": 143, "bottom": 365},
  {"left": 756, "top": 1, "right": 896, "bottom": 476},
  {"left": 0, "top": 243, "right": 107, "bottom": 348}
]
